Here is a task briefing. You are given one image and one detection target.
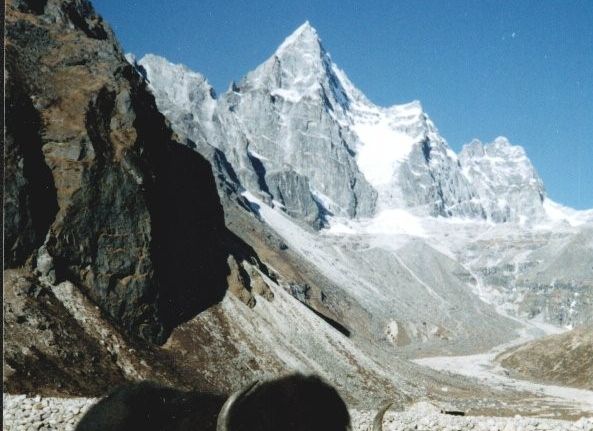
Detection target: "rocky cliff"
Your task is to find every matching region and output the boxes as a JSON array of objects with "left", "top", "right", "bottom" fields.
[{"left": 4, "top": 0, "right": 237, "bottom": 344}]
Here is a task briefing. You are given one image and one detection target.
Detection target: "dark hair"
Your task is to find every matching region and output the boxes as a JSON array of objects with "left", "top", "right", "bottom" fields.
[
  {"left": 76, "top": 374, "right": 351, "bottom": 431},
  {"left": 226, "top": 374, "right": 351, "bottom": 431},
  {"left": 75, "top": 381, "right": 225, "bottom": 431}
]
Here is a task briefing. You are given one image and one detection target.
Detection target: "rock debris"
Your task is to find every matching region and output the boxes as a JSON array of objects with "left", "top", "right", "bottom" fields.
[{"left": 4, "top": 395, "right": 592, "bottom": 431}]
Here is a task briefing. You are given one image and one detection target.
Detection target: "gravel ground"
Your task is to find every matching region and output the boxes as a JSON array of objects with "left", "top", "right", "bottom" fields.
[
  {"left": 4, "top": 394, "right": 593, "bottom": 430},
  {"left": 352, "top": 402, "right": 593, "bottom": 431},
  {"left": 3, "top": 394, "right": 97, "bottom": 431}
]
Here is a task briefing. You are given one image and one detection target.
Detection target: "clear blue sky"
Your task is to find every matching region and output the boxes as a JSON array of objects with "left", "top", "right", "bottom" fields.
[{"left": 94, "top": 0, "right": 592, "bottom": 209}]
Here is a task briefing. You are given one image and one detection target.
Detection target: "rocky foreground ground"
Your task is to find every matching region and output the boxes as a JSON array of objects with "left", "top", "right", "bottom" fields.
[{"left": 4, "top": 394, "right": 592, "bottom": 431}]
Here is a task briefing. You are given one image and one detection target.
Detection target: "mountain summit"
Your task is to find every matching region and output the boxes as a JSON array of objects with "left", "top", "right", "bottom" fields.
[
  {"left": 276, "top": 21, "right": 322, "bottom": 55},
  {"left": 241, "top": 21, "right": 352, "bottom": 113}
]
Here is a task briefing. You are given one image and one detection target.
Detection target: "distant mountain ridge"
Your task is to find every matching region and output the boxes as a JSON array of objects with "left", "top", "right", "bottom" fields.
[{"left": 133, "top": 21, "right": 574, "bottom": 228}]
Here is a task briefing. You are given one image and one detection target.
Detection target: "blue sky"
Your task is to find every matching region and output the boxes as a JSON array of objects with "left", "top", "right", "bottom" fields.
[{"left": 94, "top": 1, "right": 592, "bottom": 209}]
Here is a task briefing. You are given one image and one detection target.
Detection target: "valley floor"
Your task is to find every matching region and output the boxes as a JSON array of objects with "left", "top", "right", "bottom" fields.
[{"left": 415, "top": 321, "right": 593, "bottom": 420}]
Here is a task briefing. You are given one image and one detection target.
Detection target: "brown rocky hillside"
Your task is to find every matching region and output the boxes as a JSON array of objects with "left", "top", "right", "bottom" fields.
[{"left": 498, "top": 326, "right": 593, "bottom": 390}]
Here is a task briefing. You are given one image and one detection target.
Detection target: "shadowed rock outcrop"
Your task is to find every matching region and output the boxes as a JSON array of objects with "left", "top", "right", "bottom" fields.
[
  {"left": 4, "top": 63, "right": 58, "bottom": 267},
  {"left": 4, "top": 0, "right": 234, "bottom": 344}
]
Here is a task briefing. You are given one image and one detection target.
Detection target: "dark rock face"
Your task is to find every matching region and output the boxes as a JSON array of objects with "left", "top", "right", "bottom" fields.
[
  {"left": 5, "top": 0, "right": 230, "bottom": 343},
  {"left": 13, "top": 0, "right": 48, "bottom": 14},
  {"left": 4, "top": 65, "right": 59, "bottom": 267}
]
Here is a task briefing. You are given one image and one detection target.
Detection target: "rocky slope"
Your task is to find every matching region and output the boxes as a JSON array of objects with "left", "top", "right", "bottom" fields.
[
  {"left": 3, "top": 269, "right": 128, "bottom": 396},
  {"left": 498, "top": 326, "right": 593, "bottom": 390},
  {"left": 453, "top": 222, "right": 593, "bottom": 328}
]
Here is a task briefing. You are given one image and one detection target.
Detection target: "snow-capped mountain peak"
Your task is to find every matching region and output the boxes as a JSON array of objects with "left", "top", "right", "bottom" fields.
[
  {"left": 463, "top": 136, "right": 527, "bottom": 160},
  {"left": 136, "top": 23, "right": 582, "bottom": 227},
  {"left": 242, "top": 21, "right": 354, "bottom": 115},
  {"left": 275, "top": 21, "right": 321, "bottom": 56}
]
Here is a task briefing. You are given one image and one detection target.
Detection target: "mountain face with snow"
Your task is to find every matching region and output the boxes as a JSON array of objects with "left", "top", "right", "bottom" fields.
[
  {"left": 133, "top": 22, "right": 593, "bottom": 335},
  {"left": 140, "top": 23, "right": 376, "bottom": 226},
  {"left": 459, "top": 137, "right": 546, "bottom": 223},
  {"left": 135, "top": 21, "right": 593, "bottom": 332},
  {"left": 133, "top": 54, "right": 217, "bottom": 148},
  {"left": 138, "top": 22, "right": 557, "bottom": 227}
]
